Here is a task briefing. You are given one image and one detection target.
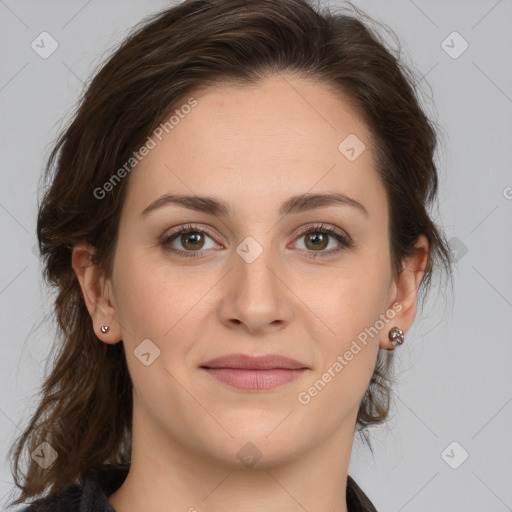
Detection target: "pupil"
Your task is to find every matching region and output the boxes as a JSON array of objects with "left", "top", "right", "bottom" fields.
[
  {"left": 308, "top": 233, "right": 327, "bottom": 250},
  {"left": 184, "top": 232, "right": 202, "bottom": 249}
]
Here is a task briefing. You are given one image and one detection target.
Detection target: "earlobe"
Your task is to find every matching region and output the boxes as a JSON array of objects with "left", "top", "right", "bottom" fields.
[
  {"left": 380, "top": 235, "right": 429, "bottom": 351},
  {"left": 71, "top": 242, "right": 121, "bottom": 344}
]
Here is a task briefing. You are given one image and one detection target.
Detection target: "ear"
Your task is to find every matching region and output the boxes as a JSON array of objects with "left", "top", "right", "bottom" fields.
[
  {"left": 380, "top": 234, "right": 429, "bottom": 350},
  {"left": 71, "top": 242, "right": 121, "bottom": 344}
]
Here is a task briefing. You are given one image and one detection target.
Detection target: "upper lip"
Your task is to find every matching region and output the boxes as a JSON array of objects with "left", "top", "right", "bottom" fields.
[{"left": 201, "top": 354, "right": 308, "bottom": 370}]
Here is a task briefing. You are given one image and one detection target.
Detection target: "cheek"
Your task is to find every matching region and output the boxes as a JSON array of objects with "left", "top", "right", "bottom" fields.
[
  {"left": 111, "top": 253, "right": 201, "bottom": 397},
  {"left": 321, "top": 255, "right": 391, "bottom": 333},
  {"left": 112, "top": 250, "right": 220, "bottom": 345},
  {"left": 112, "top": 251, "right": 179, "bottom": 342},
  {"left": 306, "top": 272, "right": 387, "bottom": 414}
]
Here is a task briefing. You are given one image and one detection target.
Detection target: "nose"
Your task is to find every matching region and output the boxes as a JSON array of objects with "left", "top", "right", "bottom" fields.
[{"left": 217, "top": 241, "right": 293, "bottom": 335}]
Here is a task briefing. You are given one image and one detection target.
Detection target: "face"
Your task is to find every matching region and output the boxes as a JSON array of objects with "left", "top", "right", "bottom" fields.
[{"left": 75, "top": 73, "right": 424, "bottom": 469}]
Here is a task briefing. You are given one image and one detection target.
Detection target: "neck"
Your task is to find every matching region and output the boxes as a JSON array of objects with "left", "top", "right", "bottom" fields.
[{"left": 108, "top": 409, "right": 355, "bottom": 512}]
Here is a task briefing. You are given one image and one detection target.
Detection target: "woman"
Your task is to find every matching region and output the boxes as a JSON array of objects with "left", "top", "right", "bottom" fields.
[{"left": 8, "top": 0, "right": 453, "bottom": 511}]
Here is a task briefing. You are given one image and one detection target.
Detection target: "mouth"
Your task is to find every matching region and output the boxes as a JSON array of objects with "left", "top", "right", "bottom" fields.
[
  {"left": 201, "top": 353, "right": 308, "bottom": 370},
  {"left": 200, "top": 353, "right": 309, "bottom": 391},
  {"left": 200, "top": 367, "right": 307, "bottom": 391}
]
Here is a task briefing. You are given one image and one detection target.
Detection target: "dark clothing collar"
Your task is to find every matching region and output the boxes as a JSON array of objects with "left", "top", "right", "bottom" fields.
[{"left": 22, "top": 463, "right": 377, "bottom": 512}]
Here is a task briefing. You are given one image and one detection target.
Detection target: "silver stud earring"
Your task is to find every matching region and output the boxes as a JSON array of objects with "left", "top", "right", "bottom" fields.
[
  {"left": 100, "top": 325, "right": 109, "bottom": 334},
  {"left": 388, "top": 326, "right": 404, "bottom": 347}
]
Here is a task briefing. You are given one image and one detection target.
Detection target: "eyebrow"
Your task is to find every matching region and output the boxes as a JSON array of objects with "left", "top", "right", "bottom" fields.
[{"left": 140, "top": 192, "right": 369, "bottom": 218}]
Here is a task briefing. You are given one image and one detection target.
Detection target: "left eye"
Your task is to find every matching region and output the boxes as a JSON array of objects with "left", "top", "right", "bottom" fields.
[
  {"left": 160, "top": 223, "right": 350, "bottom": 258},
  {"left": 289, "top": 223, "right": 352, "bottom": 258}
]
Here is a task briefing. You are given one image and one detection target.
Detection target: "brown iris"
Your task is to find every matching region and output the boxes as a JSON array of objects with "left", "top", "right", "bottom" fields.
[
  {"left": 304, "top": 232, "right": 328, "bottom": 251},
  {"left": 180, "top": 231, "right": 205, "bottom": 250}
]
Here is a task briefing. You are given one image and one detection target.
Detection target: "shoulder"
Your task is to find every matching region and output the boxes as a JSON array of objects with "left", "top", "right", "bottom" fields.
[
  {"left": 17, "top": 463, "right": 129, "bottom": 512},
  {"left": 347, "top": 474, "right": 378, "bottom": 512},
  {"left": 18, "top": 482, "right": 82, "bottom": 511}
]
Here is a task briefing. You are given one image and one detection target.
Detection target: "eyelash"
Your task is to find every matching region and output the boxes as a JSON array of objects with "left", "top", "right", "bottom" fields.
[{"left": 160, "top": 223, "right": 351, "bottom": 259}]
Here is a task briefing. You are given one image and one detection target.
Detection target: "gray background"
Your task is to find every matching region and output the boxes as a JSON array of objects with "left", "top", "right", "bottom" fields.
[{"left": 1, "top": 0, "right": 511, "bottom": 510}]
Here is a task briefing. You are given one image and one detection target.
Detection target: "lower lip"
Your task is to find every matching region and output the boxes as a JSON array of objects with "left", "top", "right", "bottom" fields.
[{"left": 202, "top": 368, "right": 307, "bottom": 391}]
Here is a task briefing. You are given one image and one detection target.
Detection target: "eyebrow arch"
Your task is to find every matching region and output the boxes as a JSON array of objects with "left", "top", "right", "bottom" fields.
[{"left": 140, "top": 192, "right": 369, "bottom": 218}]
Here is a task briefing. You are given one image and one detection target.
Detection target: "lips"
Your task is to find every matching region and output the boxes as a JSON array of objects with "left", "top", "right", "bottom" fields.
[
  {"left": 200, "top": 354, "right": 309, "bottom": 391},
  {"left": 200, "top": 353, "right": 308, "bottom": 370}
]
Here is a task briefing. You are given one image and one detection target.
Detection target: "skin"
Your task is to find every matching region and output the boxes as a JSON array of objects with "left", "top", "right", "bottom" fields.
[{"left": 72, "top": 73, "right": 428, "bottom": 512}]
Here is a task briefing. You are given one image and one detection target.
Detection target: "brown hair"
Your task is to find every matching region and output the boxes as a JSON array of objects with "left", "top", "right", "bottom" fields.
[{"left": 8, "top": 0, "right": 453, "bottom": 506}]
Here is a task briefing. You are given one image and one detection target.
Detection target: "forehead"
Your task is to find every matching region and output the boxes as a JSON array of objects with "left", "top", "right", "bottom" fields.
[{"left": 122, "top": 74, "right": 385, "bottom": 219}]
